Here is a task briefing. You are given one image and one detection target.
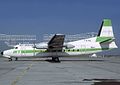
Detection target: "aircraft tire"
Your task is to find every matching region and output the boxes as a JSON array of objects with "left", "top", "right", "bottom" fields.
[
  {"left": 8, "top": 58, "right": 12, "bottom": 61},
  {"left": 52, "top": 57, "right": 60, "bottom": 62},
  {"left": 15, "top": 57, "right": 18, "bottom": 61}
]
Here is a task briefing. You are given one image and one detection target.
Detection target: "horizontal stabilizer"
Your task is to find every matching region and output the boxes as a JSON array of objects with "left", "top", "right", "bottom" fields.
[{"left": 96, "top": 37, "right": 115, "bottom": 44}]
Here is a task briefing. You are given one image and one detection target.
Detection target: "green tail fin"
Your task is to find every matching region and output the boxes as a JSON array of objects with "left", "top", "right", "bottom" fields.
[{"left": 96, "top": 19, "right": 114, "bottom": 43}]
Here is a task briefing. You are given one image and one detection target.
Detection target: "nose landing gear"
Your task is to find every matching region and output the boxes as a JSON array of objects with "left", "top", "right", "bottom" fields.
[
  {"left": 8, "top": 58, "right": 12, "bottom": 61},
  {"left": 8, "top": 58, "right": 18, "bottom": 61}
]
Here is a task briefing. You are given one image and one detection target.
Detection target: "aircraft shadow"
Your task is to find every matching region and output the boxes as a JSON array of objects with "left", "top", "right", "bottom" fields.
[{"left": 4, "top": 58, "right": 105, "bottom": 63}]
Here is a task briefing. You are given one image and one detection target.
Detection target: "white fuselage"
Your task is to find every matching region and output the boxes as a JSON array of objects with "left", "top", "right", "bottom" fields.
[{"left": 2, "top": 37, "right": 117, "bottom": 58}]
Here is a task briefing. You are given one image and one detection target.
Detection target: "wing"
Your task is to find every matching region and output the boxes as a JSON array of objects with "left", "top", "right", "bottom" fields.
[{"left": 47, "top": 34, "right": 65, "bottom": 52}]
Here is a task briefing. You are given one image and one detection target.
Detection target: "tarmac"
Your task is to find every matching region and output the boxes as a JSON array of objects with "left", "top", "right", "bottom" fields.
[{"left": 0, "top": 56, "right": 120, "bottom": 85}]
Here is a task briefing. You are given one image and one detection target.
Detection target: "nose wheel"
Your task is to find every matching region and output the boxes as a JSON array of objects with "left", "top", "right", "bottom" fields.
[
  {"left": 8, "top": 58, "right": 12, "bottom": 61},
  {"left": 8, "top": 58, "right": 18, "bottom": 61}
]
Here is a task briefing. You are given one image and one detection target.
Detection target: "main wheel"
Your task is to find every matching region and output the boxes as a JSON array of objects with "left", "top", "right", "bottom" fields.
[
  {"left": 52, "top": 57, "right": 60, "bottom": 62},
  {"left": 15, "top": 57, "right": 18, "bottom": 61}
]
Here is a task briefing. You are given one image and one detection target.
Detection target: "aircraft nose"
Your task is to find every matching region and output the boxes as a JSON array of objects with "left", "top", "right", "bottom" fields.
[{"left": 1, "top": 51, "right": 4, "bottom": 55}]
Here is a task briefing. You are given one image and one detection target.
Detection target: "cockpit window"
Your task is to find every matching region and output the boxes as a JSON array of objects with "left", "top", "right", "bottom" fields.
[{"left": 14, "top": 47, "right": 18, "bottom": 49}]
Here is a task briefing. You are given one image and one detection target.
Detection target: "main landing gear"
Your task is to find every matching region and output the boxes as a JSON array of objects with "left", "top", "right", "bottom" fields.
[
  {"left": 8, "top": 57, "right": 18, "bottom": 61},
  {"left": 52, "top": 57, "right": 60, "bottom": 63},
  {"left": 15, "top": 57, "right": 18, "bottom": 61}
]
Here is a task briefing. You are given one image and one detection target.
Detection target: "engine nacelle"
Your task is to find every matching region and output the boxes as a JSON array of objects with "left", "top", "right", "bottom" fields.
[
  {"left": 63, "top": 43, "right": 75, "bottom": 49},
  {"left": 34, "top": 42, "right": 74, "bottom": 49},
  {"left": 34, "top": 43, "right": 48, "bottom": 49}
]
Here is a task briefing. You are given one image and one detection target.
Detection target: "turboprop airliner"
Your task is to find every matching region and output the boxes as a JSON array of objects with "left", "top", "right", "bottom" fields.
[{"left": 1, "top": 19, "right": 118, "bottom": 62}]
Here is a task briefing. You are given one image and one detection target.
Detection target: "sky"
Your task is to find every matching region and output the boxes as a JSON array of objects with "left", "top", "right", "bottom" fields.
[{"left": 0, "top": 0, "right": 120, "bottom": 40}]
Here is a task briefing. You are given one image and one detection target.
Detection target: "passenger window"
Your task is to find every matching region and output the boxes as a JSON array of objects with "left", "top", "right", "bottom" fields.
[{"left": 77, "top": 49, "right": 79, "bottom": 51}]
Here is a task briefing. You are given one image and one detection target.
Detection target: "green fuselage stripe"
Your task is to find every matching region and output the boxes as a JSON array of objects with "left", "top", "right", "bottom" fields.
[{"left": 13, "top": 48, "right": 113, "bottom": 54}]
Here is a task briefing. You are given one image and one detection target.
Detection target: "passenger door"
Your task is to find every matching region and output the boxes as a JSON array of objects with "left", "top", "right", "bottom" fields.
[{"left": 81, "top": 45, "right": 86, "bottom": 54}]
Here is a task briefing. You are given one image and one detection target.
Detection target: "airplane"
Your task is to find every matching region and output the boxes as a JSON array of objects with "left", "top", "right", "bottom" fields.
[{"left": 1, "top": 19, "right": 118, "bottom": 62}]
